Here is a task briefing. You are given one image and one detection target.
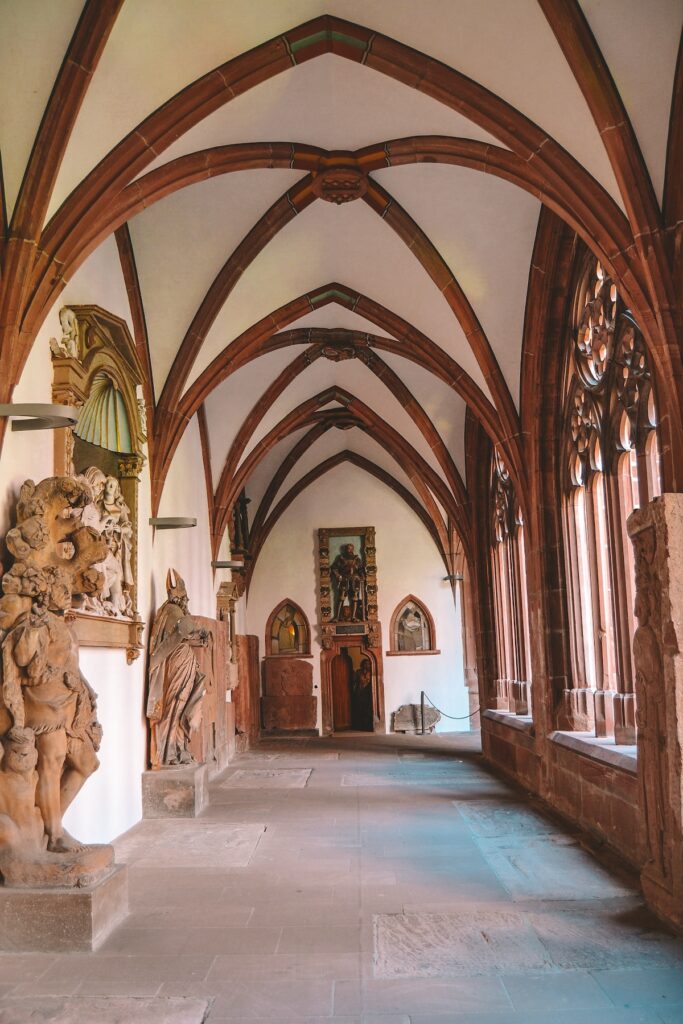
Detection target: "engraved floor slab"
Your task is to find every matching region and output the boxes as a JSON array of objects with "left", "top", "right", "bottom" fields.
[
  {"left": 221, "top": 769, "right": 312, "bottom": 789},
  {"left": 529, "top": 909, "right": 683, "bottom": 969},
  {"left": 115, "top": 821, "right": 265, "bottom": 868},
  {"left": 0, "top": 996, "right": 209, "bottom": 1023},
  {"left": 454, "top": 799, "right": 559, "bottom": 837},
  {"left": 476, "top": 834, "right": 635, "bottom": 900},
  {"left": 374, "top": 911, "right": 552, "bottom": 977}
]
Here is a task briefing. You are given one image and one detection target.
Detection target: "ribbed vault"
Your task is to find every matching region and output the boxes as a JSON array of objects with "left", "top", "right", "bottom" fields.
[{"left": 1, "top": 0, "right": 682, "bottom": 580}]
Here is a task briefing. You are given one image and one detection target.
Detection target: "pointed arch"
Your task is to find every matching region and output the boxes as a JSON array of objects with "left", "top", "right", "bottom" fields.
[{"left": 388, "top": 595, "right": 439, "bottom": 655}]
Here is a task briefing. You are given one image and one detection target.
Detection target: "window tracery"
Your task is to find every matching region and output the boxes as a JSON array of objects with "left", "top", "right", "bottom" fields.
[{"left": 561, "top": 256, "right": 661, "bottom": 743}]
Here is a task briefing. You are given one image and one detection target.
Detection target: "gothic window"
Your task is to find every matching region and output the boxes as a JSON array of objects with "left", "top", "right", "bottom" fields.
[
  {"left": 267, "top": 600, "right": 310, "bottom": 656},
  {"left": 489, "top": 451, "right": 532, "bottom": 714},
  {"left": 562, "top": 256, "right": 661, "bottom": 743},
  {"left": 389, "top": 597, "right": 437, "bottom": 654}
]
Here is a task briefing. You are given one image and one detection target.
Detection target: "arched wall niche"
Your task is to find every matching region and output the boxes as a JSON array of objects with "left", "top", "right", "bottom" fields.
[
  {"left": 266, "top": 598, "right": 312, "bottom": 658},
  {"left": 387, "top": 595, "right": 439, "bottom": 656},
  {"left": 50, "top": 303, "right": 146, "bottom": 661}
]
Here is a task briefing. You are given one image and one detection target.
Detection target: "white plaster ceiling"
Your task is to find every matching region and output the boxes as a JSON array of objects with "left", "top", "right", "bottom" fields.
[
  {"left": 43, "top": 0, "right": 627, "bottom": 222},
  {"left": 139, "top": 56, "right": 503, "bottom": 182},
  {"left": 128, "top": 168, "right": 304, "bottom": 392},
  {"left": 187, "top": 199, "right": 490, "bottom": 398},
  {"left": 243, "top": 426, "right": 311, "bottom": 514},
  {"left": 372, "top": 164, "right": 541, "bottom": 407},
  {"left": 236, "top": 355, "right": 450, "bottom": 488},
  {"left": 579, "top": 0, "right": 682, "bottom": 204},
  {"left": 266, "top": 427, "right": 424, "bottom": 512},
  {"left": 0, "top": 0, "right": 84, "bottom": 220},
  {"left": 279, "top": 306, "right": 396, "bottom": 340},
  {"left": 379, "top": 350, "right": 469, "bottom": 480},
  {"left": 203, "top": 346, "right": 309, "bottom": 487}
]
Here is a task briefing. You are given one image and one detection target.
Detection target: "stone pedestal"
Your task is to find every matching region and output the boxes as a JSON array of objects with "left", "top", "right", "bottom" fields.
[
  {"left": 0, "top": 864, "right": 128, "bottom": 952},
  {"left": 142, "top": 764, "right": 209, "bottom": 818},
  {"left": 628, "top": 495, "right": 683, "bottom": 930}
]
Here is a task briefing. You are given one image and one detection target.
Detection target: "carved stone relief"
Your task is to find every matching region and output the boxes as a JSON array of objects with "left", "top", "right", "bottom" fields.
[
  {"left": 0, "top": 476, "right": 114, "bottom": 887},
  {"left": 49, "top": 304, "right": 146, "bottom": 661},
  {"left": 628, "top": 496, "right": 683, "bottom": 928}
]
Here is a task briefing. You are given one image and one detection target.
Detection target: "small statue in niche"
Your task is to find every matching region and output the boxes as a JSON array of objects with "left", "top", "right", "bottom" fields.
[
  {"left": 79, "top": 466, "right": 134, "bottom": 618},
  {"left": 49, "top": 307, "right": 80, "bottom": 359},
  {"left": 397, "top": 603, "right": 429, "bottom": 652},
  {"left": 331, "top": 543, "right": 366, "bottom": 621},
  {"left": 146, "top": 569, "right": 210, "bottom": 769},
  {"left": 0, "top": 475, "right": 107, "bottom": 868}
]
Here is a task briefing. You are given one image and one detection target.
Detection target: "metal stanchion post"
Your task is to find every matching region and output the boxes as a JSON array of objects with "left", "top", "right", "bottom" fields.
[{"left": 421, "top": 690, "right": 425, "bottom": 735}]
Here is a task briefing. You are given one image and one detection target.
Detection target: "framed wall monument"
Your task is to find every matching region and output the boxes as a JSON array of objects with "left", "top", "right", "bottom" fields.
[
  {"left": 317, "top": 527, "right": 384, "bottom": 735},
  {"left": 50, "top": 305, "right": 146, "bottom": 661}
]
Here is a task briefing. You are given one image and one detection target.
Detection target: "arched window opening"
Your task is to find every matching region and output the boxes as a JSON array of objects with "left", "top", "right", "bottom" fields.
[
  {"left": 388, "top": 597, "right": 438, "bottom": 655},
  {"left": 266, "top": 600, "right": 310, "bottom": 657},
  {"left": 489, "top": 452, "right": 532, "bottom": 715},
  {"left": 561, "top": 256, "right": 660, "bottom": 744}
]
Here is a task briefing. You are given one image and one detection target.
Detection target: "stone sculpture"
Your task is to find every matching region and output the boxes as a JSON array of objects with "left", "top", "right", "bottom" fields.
[
  {"left": 331, "top": 543, "right": 366, "bottom": 621},
  {"left": 147, "top": 569, "right": 209, "bottom": 768},
  {"left": 0, "top": 475, "right": 111, "bottom": 884},
  {"left": 48, "top": 307, "right": 80, "bottom": 359},
  {"left": 79, "top": 467, "right": 135, "bottom": 618}
]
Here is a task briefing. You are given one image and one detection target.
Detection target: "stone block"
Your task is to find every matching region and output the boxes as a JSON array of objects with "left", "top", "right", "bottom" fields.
[
  {"left": 141, "top": 764, "right": 208, "bottom": 818},
  {"left": 0, "top": 864, "right": 128, "bottom": 952},
  {"left": 263, "top": 658, "right": 313, "bottom": 696},
  {"left": 262, "top": 695, "right": 317, "bottom": 731}
]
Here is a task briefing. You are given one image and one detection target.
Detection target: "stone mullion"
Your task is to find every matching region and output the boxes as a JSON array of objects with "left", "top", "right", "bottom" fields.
[
  {"left": 490, "top": 543, "right": 510, "bottom": 710},
  {"left": 589, "top": 473, "right": 618, "bottom": 738},
  {"left": 609, "top": 463, "right": 638, "bottom": 744},
  {"left": 511, "top": 526, "right": 531, "bottom": 714},
  {"left": 560, "top": 491, "right": 596, "bottom": 731}
]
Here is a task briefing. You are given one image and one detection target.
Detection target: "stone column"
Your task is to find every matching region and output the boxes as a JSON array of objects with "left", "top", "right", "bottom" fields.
[{"left": 628, "top": 495, "right": 683, "bottom": 929}]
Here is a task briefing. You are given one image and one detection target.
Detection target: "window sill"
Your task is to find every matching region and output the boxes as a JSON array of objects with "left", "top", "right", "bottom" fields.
[
  {"left": 550, "top": 730, "right": 637, "bottom": 775},
  {"left": 385, "top": 649, "right": 441, "bottom": 657},
  {"left": 483, "top": 709, "right": 534, "bottom": 733}
]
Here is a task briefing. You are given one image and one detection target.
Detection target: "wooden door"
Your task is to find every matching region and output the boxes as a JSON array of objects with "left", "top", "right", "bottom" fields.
[{"left": 331, "top": 652, "right": 352, "bottom": 730}]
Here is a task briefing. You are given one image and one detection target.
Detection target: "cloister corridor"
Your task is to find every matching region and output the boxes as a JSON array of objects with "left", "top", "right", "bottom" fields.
[{"left": 1, "top": 733, "right": 682, "bottom": 1024}]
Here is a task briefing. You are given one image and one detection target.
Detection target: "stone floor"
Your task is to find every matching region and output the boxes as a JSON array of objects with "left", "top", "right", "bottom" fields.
[{"left": 2, "top": 731, "right": 683, "bottom": 1023}]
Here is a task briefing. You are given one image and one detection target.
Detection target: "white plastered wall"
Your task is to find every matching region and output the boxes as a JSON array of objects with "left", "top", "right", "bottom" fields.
[
  {"left": 246, "top": 463, "right": 469, "bottom": 733},
  {"left": 0, "top": 237, "right": 217, "bottom": 844}
]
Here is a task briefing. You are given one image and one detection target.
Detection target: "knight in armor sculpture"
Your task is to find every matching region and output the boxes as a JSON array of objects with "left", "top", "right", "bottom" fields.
[
  {"left": 331, "top": 543, "right": 366, "bottom": 621},
  {"left": 146, "top": 569, "right": 209, "bottom": 768}
]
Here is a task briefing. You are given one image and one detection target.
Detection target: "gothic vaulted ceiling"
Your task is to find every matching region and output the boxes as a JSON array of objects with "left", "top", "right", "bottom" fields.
[{"left": 1, "top": 0, "right": 681, "bottom": 573}]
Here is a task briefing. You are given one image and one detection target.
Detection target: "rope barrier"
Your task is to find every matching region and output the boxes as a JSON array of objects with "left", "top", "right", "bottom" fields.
[{"left": 420, "top": 690, "right": 480, "bottom": 729}]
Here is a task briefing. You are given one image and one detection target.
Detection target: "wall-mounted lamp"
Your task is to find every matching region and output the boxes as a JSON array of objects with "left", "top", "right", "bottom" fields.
[
  {"left": 0, "top": 403, "right": 79, "bottom": 431},
  {"left": 149, "top": 517, "right": 197, "bottom": 529},
  {"left": 212, "top": 560, "right": 245, "bottom": 570},
  {"left": 443, "top": 573, "right": 464, "bottom": 582}
]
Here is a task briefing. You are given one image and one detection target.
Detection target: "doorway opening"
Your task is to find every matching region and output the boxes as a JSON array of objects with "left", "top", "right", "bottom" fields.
[{"left": 331, "top": 645, "right": 375, "bottom": 732}]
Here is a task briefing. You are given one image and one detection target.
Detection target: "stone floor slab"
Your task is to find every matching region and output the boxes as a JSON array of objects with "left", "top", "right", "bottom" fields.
[
  {"left": 529, "top": 909, "right": 683, "bottom": 969},
  {"left": 477, "top": 834, "right": 635, "bottom": 900},
  {"left": 454, "top": 799, "right": 560, "bottom": 838},
  {"left": 220, "top": 769, "right": 312, "bottom": 789},
  {"left": 0, "top": 996, "right": 210, "bottom": 1023},
  {"left": 115, "top": 821, "right": 265, "bottom": 868},
  {"left": 373, "top": 911, "right": 552, "bottom": 977}
]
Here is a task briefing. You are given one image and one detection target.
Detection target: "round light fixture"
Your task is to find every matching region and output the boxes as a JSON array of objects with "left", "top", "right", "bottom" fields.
[{"left": 0, "top": 403, "right": 79, "bottom": 431}]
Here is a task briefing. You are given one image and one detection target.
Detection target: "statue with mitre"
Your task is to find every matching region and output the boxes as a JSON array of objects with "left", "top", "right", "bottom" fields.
[{"left": 146, "top": 569, "right": 209, "bottom": 768}]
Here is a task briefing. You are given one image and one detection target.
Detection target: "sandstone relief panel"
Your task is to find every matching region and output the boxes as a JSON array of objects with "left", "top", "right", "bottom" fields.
[{"left": 0, "top": 476, "right": 114, "bottom": 887}]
